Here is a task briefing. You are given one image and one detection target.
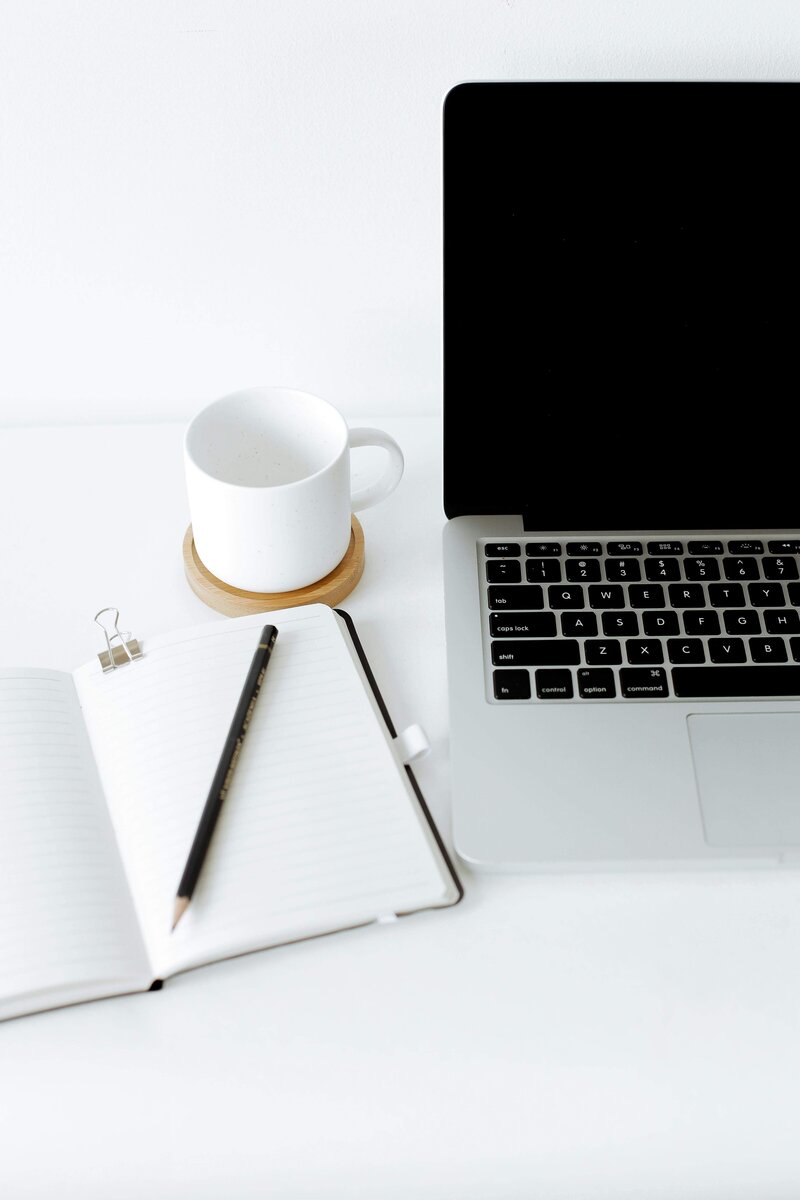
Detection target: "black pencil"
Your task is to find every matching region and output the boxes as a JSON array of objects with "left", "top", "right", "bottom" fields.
[{"left": 172, "top": 624, "right": 278, "bottom": 931}]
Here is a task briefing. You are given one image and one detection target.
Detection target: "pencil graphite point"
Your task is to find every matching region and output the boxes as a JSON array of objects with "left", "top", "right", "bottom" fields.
[{"left": 172, "top": 896, "right": 189, "bottom": 932}]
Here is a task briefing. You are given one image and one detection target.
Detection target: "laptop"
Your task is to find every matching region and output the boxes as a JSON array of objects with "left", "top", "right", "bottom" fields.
[{"left": 442, "top": 81, "right": 800, "bottom": 870}]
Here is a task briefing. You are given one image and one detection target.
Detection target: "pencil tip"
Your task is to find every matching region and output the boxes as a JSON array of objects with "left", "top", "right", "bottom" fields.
[{"left": 172, "top": 896, "right": 189, "bottom": 932}]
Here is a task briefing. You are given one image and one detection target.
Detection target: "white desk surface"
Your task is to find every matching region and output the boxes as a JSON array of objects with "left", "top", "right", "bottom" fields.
[{"left": 2, "top": 418, "right": 800, "bottom": 1200}]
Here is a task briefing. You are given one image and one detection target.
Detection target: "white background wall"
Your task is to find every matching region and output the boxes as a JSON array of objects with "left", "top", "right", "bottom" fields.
[{"left": 1, "top": 0, "right": 799, "bottom": 426}]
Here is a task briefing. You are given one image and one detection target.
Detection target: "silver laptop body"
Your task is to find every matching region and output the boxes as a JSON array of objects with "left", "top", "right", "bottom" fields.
[{"left": 442, "top": 83, "right": 800, "bottom": 870}]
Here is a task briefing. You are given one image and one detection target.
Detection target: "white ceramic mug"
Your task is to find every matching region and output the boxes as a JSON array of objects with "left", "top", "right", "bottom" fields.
[{"left": 184, "top": 387, "right": 404, "bottom": 592}]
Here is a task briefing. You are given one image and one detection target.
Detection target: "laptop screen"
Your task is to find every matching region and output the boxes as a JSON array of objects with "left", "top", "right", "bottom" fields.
[{"left": 443, "top": 82, "right": 800, "bottom": 528}]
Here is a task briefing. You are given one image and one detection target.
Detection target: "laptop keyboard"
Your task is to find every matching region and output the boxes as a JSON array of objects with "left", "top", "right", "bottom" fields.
[{"left": 482, "top": 535, "right": 800, "bottom": 702}]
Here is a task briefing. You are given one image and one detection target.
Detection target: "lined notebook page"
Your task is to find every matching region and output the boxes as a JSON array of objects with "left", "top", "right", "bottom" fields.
[
  {"left": 74, "top": 607, "right": 450, "bottom": 980},
  {"left": 0, "top": 671, "right": 151, "bottom": 1021}
]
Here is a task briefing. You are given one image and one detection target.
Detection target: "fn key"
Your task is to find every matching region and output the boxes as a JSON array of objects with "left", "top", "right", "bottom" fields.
[{"left": 493, "top": 669, "right": 531, "bottom": 700}]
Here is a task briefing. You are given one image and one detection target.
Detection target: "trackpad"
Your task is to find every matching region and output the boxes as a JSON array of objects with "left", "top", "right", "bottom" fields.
[{"left": 688, "top": 713, "right": 800, "bottom": 847}]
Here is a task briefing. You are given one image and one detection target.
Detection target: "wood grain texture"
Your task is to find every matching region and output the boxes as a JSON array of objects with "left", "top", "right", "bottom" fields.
[{"left": 183, "top": 517, "right": 365, "bottom": 616}]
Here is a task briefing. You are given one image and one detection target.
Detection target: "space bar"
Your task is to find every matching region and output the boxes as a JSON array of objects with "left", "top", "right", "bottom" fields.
[{"left": 672, "top": 665, "right": 800, "bottom": 698}]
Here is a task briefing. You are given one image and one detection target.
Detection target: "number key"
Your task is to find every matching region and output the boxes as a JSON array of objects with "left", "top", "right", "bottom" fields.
[
  {"left": 605, "top": 558, "right": 642, "bottom": 581},
  {"left": 763, "top": 557, "right": 799, "bottom": 580},
  {"left": 723, "top": 557, "right": 759, "bottom": 580},
  {"left": 565, "top": 559, "right": 601, "bottom": 582},
  {"left": 685, "top": 558, "right": 720, "bottom": 581},
  {"left": 645, "top": 558, "right": 681, "bottom": 581},
  {"left": 526, "top": 558, "right": 561, "bottom": 582}
]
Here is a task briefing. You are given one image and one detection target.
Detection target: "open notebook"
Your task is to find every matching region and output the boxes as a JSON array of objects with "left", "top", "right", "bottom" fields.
[{"left": 0, "top": 605, "right": 461, "bottom": 1022}]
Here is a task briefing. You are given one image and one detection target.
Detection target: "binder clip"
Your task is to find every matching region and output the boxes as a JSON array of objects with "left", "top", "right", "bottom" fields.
[{"left": 95, "top": 607, "right": 143, "bottom": 673}]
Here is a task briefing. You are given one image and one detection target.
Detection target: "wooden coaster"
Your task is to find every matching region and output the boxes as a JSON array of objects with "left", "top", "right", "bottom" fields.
[{"left": 183, "top": 516, "right": 365, "bottom": 616}]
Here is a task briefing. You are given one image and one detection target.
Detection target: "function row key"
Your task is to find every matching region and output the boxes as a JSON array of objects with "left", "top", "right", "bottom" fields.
[{"left": 487, "top": 537, "right": 800, "bottom": 559}]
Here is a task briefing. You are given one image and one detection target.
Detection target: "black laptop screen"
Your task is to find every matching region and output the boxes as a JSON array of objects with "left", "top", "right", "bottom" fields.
[{"left": 443, "top": 82, "right": 800, "bottom": 527}]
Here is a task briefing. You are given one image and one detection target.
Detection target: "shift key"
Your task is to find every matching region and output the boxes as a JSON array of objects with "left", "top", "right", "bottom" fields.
[{"left": 491, "top": 640, "right": 580, "bottom": 666}]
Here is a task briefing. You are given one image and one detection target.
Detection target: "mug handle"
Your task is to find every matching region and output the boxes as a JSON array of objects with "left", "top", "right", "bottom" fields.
[{"left": 348, "top": 428, "right": 404, "bottom": 512}]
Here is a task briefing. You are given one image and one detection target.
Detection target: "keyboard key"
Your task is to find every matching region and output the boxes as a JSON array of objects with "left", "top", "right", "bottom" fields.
[
  {"left": 607, "top": 541, "right": 643, "bottom": 556},
  {"left": 605, "top": 558, "right": 641, "bottom": 581},
  {"left": 629, "top": 585, "right": 665, "bottom": 608},
  {"left": 769, "top": 540, "right": 800, "bottom": 554},
  {"left": 585, "top": 639, "right": 622, "bottom": 665},
  {"left": 763, "top": 557, "right": 799, "bottom": 580},
  {"left": 688, "top": 540, "right": 724, "bottom": 554},
  {"left": 489, "top": 613, "right": 557, "bottom": 638},
  {"left": 643, "top": 611, "right": 680, "bottom": 636},
  {"left": 668, "top": 584, "right": 706, "bottom": 608},
  {"left": 672, "top": 665, "right": 800, "bottom": 697},
  {"left": 589, "top": 585, "right": 625, "bottom": 609},
  {"left": 667, "top": 638, "right": 705, "bottom": 664},
  {"left": 526, "top": 558, "right": 562, "bottom": 582},
  {"left": 620, "top": 667, "right": 670, "bottom": 698},
  {"left": 750, "top": 637, "right": 788, "bottom": 663},
  {"left": 491, "top": 640, "right": 581, "bottom": 667},
  {"left": 486, "top": 560, "right": 521, "bottom": 583},
  {"left": 566, "top": 559, "right": 601, "bottom": 582},
  {"left": 684, "top": 610, "right": 721, "bottom": 635},
  {"left": 548, "top": 585, "right": 585, "bottom": 609},
  {"left": 535, "top": 669, "right": 574, "bottom": 699},
  {"left": 724, "top": 557, "right": 759, "bottom": 580},
  {"left": 747, "top": 582, "right": 785, "bottom": 607},
  {"left": 790, "top": 583, "right": 800, "bottom": 606},
  {"left": 578, "top": 668, "right": 616, "bottom": 698},
  {"left": 493, "top": 669, "right": 531, "bottom": 700},
  {"left": 684, "top": 558, "right": 720, "bottom": 581},
  {"left": 764, "top": 609, "right": 800, "bottom": 634},
  {"left": 728, "top": 540, "right": 764, "bottom": 554},
  {"left": 647, "top": 541, "right": 683, "bottom": 555},
  {"left": 602, "top": 612, "right": 639, "bottom": 635},
  {"left": 489, "top": 586, "right": 544, "bottom": 610},
  {"left": 709, "top": 583, "right": 745, "bottom": 607},
  {"left": 708, "top": 638, "right": 747, "bottom": 663},
  {"left": 526, "top": 542, "right": 562, "bottom": 556},
  {"left": 561, "top": 612, "right": 598, "bottom": 637},
  {"left": 724, "top": 611, "right": 761, "bottom": 634},
  {"left": 645, "top": 558, "right": 681, "bottom": 581},
  {"left": 792, "top": 638, "right": 800, "bottom": 662},
  {"left": 485, "top": 542, "right": 520, "bottom": 557},
  {"left": 626, "top": 639, "right": 664, "bottom": 664},
  {"left": 566, "top": 542, "right": 602, "bottom": 556}
]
